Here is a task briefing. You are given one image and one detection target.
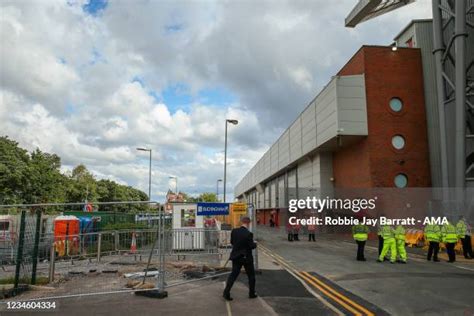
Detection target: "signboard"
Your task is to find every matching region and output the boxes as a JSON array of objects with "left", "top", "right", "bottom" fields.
[
  {"left": 197, "top": 202, "right": 230, "bottom": 216},
  {"left": 232, "top": 203, "right": 247, "bottom": 214}
]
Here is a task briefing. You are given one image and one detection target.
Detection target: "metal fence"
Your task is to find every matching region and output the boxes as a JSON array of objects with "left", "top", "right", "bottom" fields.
[{"left": 0, "top": 201, "right": 239, "bottom": 301}]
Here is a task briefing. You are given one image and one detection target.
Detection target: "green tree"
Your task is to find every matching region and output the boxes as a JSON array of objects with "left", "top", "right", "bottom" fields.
[
  {"left": 0, "top": 137, "right": 31, "bottom": 204},
  {"left": 28, "top": 149, "right": 67, "bottom": 203},
  {"left": 65, "top": 164, "right": 98, "bottom": 203}
]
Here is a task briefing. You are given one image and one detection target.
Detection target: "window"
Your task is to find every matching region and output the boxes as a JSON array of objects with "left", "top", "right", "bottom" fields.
[
  {"left": 389, "top": 98, "right": 403, "bottom": 112},
  {"left": 394, "top": 174, "right": 408, "bottom": 188},
  {"left": 0, "top": 221, "right": 10, "bottom": 231},
  {"left": 392, "top": 135, "right": 406, "bottom": 150},
  {"left": 181, "top": 209, "right": 196, "bottom": 227}
]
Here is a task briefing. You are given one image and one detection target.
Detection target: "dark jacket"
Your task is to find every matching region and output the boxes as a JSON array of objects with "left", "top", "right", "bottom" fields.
[{"left": 229, "top": 226, "right": 257, "bottom": 260}]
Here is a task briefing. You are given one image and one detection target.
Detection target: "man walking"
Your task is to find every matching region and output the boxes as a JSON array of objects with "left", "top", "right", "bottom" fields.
[
  {"left": 378, "top": 225, "right": 397, "bottom": 263},
  {"left": 352, "top": 223, "right": 369, "bottom": 261},
  {"left": 424, "top": 222, "right": 441, "bottom": 262},
  {"left": 223, "top": 217, "right": 257, "bottom": 301},
  {"left": 456, "top": 216, "right": 473, "bottom": 259},
  {"left": 441, "top": 220, "right": 458, "bottom": 263}
]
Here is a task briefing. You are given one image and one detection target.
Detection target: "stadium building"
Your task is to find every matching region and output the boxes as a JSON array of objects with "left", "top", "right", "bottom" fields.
[{"left": 234, "top": 19, "right": 474, "bottom": 226}]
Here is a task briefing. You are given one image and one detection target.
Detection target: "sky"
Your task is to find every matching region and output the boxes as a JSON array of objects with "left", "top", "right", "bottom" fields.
[{"left": 0, "top": 0, "right": 432, "bottom": 202}]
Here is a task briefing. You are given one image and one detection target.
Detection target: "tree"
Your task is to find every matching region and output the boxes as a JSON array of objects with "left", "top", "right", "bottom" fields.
[
  {"left": 28, "top": 149, "right": 67, "bottom": 203},
  {"left": 0, "top": 136, "right": 149, "bottom": 210},
  {"left": 0, "top": 137, "right": 31, "bottom": 204}
]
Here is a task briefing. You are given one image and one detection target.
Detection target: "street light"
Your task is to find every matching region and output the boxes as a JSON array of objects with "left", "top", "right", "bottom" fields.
[
  {"left": 136, "top": 147, "right": 152, "bottom": 202},
  {"left": 169, "top": 176, "right": 178, "bottom": 194},
  {"left": 223, "top": 119, "right": 238, "bottom": 203},
  {"left": 216, "top": 179, "right": 223, "bottom": 202}
]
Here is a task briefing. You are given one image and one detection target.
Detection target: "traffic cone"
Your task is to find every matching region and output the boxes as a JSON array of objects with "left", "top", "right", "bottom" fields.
[{"left": 130, "top": 232, "right": 137, "bottom": 254}]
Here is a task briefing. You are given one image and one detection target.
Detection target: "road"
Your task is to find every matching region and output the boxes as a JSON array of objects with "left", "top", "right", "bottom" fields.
[{"left": 258, "top": 226, "right": 474, "bottom": 316}]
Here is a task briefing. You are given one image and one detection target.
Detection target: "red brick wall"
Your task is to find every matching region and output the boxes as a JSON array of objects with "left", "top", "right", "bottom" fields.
[{"left": 333, "top": 46, "right": 431, "bottom": 188}]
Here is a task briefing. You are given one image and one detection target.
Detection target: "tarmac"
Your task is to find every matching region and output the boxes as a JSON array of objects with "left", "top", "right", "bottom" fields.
[{"left": 257, "top": 226, "right": 474, "bottom": 316}]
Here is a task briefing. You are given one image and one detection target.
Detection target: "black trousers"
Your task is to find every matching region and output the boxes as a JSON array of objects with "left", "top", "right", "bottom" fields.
[
  {"left": 308, "top": 233, "right": 315, "bottom": 241},
  {"left": 356, "top": 240, "right": 366, "bottom": 260},
  {"left": 293, "top": 233, "right": 299, "bottom": 241},
  {"left": 427, "top": 241, "right": 439, "bottom": 260},
  {"left": 288, "top": 233, "right": 293, "bottom": 241},
  {"left": 378, "top": 235, "right": 384, "bottom": 256},
  {"left": 224, "top": 257, "right": 256, "bottom": 296},
  {"left": 461, "top": 235, "right": 473, "bottom": 258},
  {"left": 446, "top": 243, "right": 456, "bottom": 262}
]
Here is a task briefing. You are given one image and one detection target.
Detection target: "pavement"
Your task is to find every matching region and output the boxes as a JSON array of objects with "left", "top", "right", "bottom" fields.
[{"left": 257, "top": 226, "right": 474, "bottom": 316}]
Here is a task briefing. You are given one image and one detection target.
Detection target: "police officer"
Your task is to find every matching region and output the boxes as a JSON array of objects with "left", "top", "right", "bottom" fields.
[
  {"left": 456, "top": 216, "right": 473, "bottom": 259},
  {"left": 424, "top": 222, "right": 441, "bottom": 262},
  {"left": 223, "top": 217, "right": 257, "bottom": 301},
  {"left": 378, "top": 225, "right": 397, "bottom": 263},
  {"left": 441, "top": 220, "right": 458, "bottom": 263},
  {"left": 352, "top": 223, "right": 369, "bottom": 261},
  {"left": 377, "top": 223, "right": 384, "bottom": 257},
  {"left": 394, "top": 225, "right": 407, "bottom": 263}
]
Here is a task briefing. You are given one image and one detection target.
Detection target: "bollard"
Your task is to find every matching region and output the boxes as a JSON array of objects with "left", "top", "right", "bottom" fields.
[{"left": 49, "top": 243, "right": 55, "bottom": 283}]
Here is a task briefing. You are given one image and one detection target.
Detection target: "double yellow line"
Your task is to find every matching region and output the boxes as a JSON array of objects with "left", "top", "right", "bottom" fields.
[{"left": 259, "top": 244, "right": 374, "bottom": 316}]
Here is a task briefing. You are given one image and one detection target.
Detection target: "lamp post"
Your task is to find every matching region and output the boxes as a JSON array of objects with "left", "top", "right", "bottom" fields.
[
  {"left": 169, "top": 176, "right": 178, "bottom": 194},
  {"left": 216, "top": 179, "right": 223, "bottom": 202},
  {"left": 223, "top": 119, "right": 238, "bottom": 203},
  {"left": 136, "top": 147, "right": 152, "bottom": 202}
]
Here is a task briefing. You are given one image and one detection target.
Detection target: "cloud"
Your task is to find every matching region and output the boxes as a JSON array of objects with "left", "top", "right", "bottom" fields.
[{"left": 0, "top": 0, "right": 431, "bottom": 201}]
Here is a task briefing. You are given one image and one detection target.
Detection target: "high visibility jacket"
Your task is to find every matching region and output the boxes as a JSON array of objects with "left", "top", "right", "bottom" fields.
[
  {"left": 352, "top": 224, "right": 369, "bottom": 241},
  {"left": 394, "top": 225, "right": 406, "bottom": 241},
  {"left": 380, "top": 225, "right": 395, "bottom": 240},
  {"left": 441, "top": 223, "right": 458, "bottom": 243},
  {"left": 424, "top": 224, "right": 441, "bottom": 242},
  {"left": 456, "top": 220, "right": 467, "bottom": 238}
]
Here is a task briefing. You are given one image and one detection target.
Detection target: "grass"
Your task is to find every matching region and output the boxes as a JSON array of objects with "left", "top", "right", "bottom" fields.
[{"left": 0, "top": 276, "right": 49, "bottom": 285}]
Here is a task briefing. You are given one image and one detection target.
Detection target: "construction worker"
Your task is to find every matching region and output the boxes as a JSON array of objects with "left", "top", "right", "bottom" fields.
[
  {"left": 424, "top": 222, "right": 441, "bottom": 262},
  {"left": 352, "top": 223, "right": 369, "bottom": 261},
  {"left": 456, "top": 216, "right": 473, "bottom": 259},
  {"left": 394, "top": 225, "right": 407, "bottom": 263},
  {"left": 441, "top": 220, "right": 458, "bottom": 263},
  {"left": 378, "top": 225, "right": 397, "bottom": 263}
]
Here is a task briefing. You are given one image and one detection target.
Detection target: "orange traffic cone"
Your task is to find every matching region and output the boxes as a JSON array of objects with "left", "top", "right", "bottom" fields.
[{"left": 130, "top": 232, "right": 137, "bottom": 254}]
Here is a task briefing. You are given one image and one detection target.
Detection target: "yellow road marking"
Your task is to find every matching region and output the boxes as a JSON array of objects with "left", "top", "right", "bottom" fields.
[{"left": 259, "top": 244, "right": 375, "bottom": 316}]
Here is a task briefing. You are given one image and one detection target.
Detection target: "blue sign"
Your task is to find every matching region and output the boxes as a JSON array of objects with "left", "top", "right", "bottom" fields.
[{"left": 197, "top": 202, "right": 230, "bottom": 216}]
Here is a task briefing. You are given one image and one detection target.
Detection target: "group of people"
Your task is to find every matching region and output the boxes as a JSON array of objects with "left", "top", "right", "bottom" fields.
[
  {"left": 353, "top": 217, "right": 473, "bottom": 263},
  {"left": 285, "top": 223, "right": 316, "bottom": 242}
]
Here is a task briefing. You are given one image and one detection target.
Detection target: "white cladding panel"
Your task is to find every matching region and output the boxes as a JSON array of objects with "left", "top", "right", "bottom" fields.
[
  {"left": 278, "top": 177, "right": 285, "bottom": 207},
  {"left": 298, "top": 159, "right": 313, "bottom": 188},
  {"left": 336, "top": 75, "right": 368, "bottom": 136},
  {"left": 270, "top": 144, "right": 279, "bottom": 174},
  {"left": 278, "top": 130, "right": 290, "bottom": 169},
  {"left": 301, "top": 102, "right": 317, "bottom": 155},
  {"left": 289, "top": 118, "right": 302, "bottom": 163}
]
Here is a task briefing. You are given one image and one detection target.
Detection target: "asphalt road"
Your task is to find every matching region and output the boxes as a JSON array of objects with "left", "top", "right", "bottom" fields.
[{"left": 258, "top": 226, "right": 474, "bottom": 316}]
